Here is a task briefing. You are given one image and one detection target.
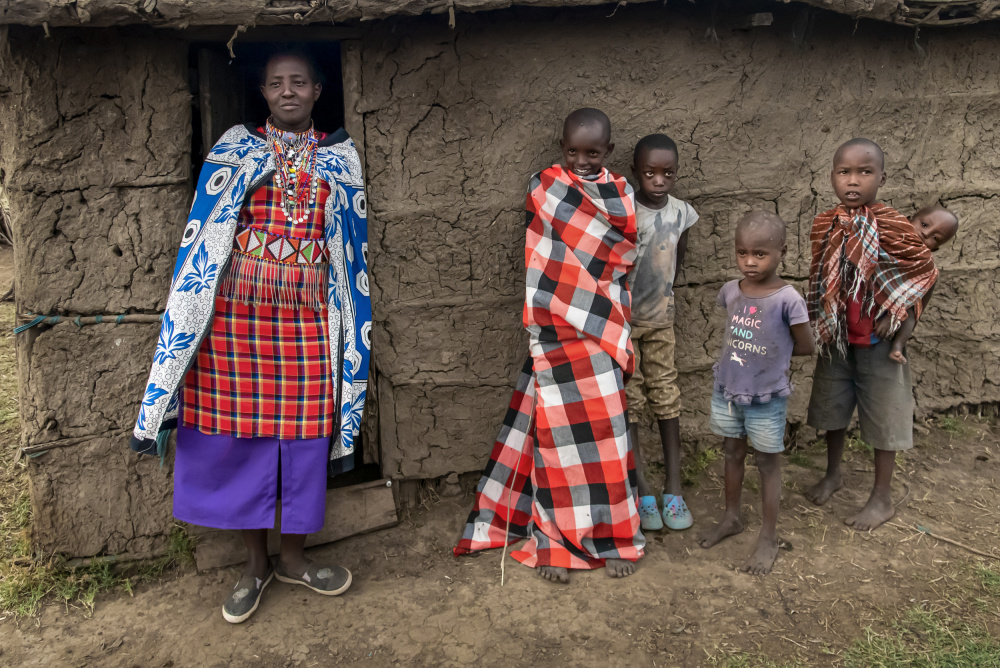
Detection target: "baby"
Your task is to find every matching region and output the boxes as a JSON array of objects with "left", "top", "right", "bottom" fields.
[
  {"left": 698, "top": 211, "right": 815, "bottom": 575},
  {"left": 881, "top": 204, "right": 959, "bottom": 364}
]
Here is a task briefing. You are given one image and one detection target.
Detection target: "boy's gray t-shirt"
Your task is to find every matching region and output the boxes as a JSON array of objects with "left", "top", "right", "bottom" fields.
[
  {"left": 713, "top": 280, "right": 810, "bottom": 405},
  {"left": 629, "top": 196, "right": 699, "bottom": 328}
]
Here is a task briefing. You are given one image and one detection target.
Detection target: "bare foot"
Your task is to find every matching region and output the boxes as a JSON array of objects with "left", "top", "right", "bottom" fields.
[
  {"left": 804, "top": 473, "right": 843, "bottom": 505},
  {"left": 697, "top": 515, "right": 744, "bottom": 549},
  {"left": 740, "top": 534, "right": 779, "bottom": 575},
  {"left": 538, "top": 566, "right": 569, "bottom": 584},
  {"left": 605, "top": 558, "right": 636, "bottom": 578},
  {"left": 845, "top": 494, "right": 895, "bottom": 531}
]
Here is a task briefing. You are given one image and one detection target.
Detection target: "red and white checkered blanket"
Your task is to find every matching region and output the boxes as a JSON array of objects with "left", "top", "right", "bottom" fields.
[{"left": 455, "top": 165, "right": 645, "bottom": 569}]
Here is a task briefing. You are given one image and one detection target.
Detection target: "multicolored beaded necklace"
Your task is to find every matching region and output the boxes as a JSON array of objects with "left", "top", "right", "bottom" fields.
[{"left": 265, "top": 118, "right": 319, "bottom": 224}]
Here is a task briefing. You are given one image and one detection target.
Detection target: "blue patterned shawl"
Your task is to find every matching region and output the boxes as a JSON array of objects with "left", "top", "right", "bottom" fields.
[{"left": 130, "top": 124, "right": 371, "bottom": 472}]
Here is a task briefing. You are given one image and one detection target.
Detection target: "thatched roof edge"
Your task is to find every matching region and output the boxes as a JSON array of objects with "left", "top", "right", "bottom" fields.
[{"left": 0, "top": 0, "right": 996, "bottom": 29}]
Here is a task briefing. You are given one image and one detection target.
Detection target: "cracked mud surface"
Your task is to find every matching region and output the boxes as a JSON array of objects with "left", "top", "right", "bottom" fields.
[{"left": 362, "top": 8, "right": 1000, "bottom": 478}]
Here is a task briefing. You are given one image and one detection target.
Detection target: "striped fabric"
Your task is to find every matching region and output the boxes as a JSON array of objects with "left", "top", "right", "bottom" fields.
[
  {"left": 455, "top": 165, "right": 645, "bottom": 570},
  {"left": 181, "top": 178, "right": 334, "bottom": 439},
  {"left": 808, "top": 203, "right": 938, "bottom": 353}
]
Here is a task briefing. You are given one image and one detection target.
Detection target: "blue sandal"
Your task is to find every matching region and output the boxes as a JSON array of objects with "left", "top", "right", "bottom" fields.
[
  {"left": 638, "top": 495, "right": 664, "bottom": 531},
  {"left": 662, "top": 494, "right": 693, "bottom": 531}
]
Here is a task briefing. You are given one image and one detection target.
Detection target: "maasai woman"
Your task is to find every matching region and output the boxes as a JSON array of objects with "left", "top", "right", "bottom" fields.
[{"left": 130, "top": 51, "right": 371, "bottom": 623}]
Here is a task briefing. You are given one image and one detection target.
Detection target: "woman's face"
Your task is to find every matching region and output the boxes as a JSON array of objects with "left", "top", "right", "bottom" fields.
[{"left": 261, "top": 55, "right": 322, "bottom": 132}]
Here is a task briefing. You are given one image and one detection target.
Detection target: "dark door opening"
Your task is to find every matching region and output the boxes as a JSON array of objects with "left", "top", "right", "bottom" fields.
[{"left": 188, "top": 40, "right": 345, "bottom": 181}]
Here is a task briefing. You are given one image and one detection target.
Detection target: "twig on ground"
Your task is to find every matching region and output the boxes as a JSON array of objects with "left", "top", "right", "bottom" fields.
[{"left": 890, "top": 521, "right": 1000, "bottom": 560}]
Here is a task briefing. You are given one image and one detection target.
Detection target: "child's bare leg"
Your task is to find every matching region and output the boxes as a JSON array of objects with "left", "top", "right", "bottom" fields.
[
  {"left": 658, "top": 417, "right": 682, "bottom": 497},
  {"left": 805, "top": 427, "right": 846, "bottom": 505},
  {"left": 846, "top": 448, "right": 896, "bottom": 531},
  {"left": 741, "top": 452, "right": 780, "bottom": 575},
  {"left": 629, "top": 422, "right": 655, "bottom": 498},
  {"left": 242, "top": 528, "right": 270, "bottom": 579},
  {"left": 698, "top": 437, "right": 746, "bottom": 548},
  {"left": 538, "top": 566, "right": 570, "bottom": 584}
]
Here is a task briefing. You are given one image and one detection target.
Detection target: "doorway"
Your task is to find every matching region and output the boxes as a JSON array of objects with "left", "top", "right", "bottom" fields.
[
  {"left": 184, "top": 29, "right": 379, "bottom": 486},
  {"left": 188, "top": 39, "right": 345, "bottom": 180}
]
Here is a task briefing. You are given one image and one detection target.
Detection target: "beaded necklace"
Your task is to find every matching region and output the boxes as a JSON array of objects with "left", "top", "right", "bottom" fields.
[{"left": 265, "top": 118, "right": 319, "bottom": 224}]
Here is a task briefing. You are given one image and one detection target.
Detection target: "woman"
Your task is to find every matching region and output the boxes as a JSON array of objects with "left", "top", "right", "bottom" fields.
[{"left": 130, "top": 51, "right": 371, "bottom": 623}]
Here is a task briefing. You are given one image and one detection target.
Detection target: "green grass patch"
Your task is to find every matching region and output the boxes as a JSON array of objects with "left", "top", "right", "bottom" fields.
[
  {"left": 0, "top": 525, "right": 196, "bottom": 619},
  {"left": 846, "top": 433, "right": 873, "bottom": 456},
  {"left": 976, "top": 563, "right": 1000, "bottom": 598},
  {"left": 937, "top": 416, "right": 965, "bottom": 437},
  {"left": 787, "top": 449, "right": 817, "bottom": 469},
  {"left": 843, "top": 604, "right": 1000, "bottom": 668},
  {"left": 682, "top": 447, "right": 720, "bottom": 487}
]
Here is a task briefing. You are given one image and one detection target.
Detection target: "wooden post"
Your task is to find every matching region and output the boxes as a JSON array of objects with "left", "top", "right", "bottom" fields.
[
  {"left": 198, "top": 48, "right": 244, "bottom": 155},
  {"left": 340, "top": 38, "right": 379, "bottom": 466},
  {"left": 340, "top": 40, "right": 366, "bottom": 174}
]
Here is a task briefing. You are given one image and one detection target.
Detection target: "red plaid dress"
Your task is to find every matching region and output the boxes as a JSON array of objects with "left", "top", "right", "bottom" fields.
[
  {"left": 456, "top": 166, "right": 644, "bottom": 569},
  {"left": 181, "top": 177, "right": 335, "bottom": 440}
]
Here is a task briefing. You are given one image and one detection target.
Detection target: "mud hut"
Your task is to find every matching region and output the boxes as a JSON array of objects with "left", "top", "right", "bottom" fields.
[{"left": 0, "top": 0, "right": 997, "bottom": 563}]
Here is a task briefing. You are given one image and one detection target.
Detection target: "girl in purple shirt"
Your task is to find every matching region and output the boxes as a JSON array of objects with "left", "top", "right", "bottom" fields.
[{"left": 697, "top": 211, "right": 815, "bottom": 576}]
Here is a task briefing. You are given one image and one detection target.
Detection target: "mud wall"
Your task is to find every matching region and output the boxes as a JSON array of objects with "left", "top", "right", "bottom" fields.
[
  {"left": 0, "top": 27, "right": 190, "bottom": 557},
  {"left": 362, "top": 5, "right": 1000, "bottom": 479},
  {"left": 2, "top": 4, "right": 999, "bottom": 558}
]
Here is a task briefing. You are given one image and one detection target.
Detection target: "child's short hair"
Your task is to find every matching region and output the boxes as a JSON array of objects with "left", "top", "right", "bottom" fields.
[
  {"left": 834, "top": 137, "right": 885, "bottom": 170},
  {"left": 633, "top": 133, "right": 679, "bottom": 165},
  {"left": 914, "top": 203, "right": 958, "bottom": 226},
  {"left": 736, "top": 210, "right": 786, "bottom": 246},
  {"left": 563, "top": 108, "right": 612, "bottom": 142}
]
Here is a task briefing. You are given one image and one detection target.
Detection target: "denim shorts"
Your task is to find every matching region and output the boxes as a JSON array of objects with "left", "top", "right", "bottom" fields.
[{"left": 709, "top": 390, "right": 788, "bottom": 454}]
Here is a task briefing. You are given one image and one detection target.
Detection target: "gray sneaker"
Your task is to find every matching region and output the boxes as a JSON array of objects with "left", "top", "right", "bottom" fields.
[
  {"left": 222, "top": 567, "right": 274, "bottom": 624},
  {"left": 274, "top": 562, "right": 352, "bottom": 596}
]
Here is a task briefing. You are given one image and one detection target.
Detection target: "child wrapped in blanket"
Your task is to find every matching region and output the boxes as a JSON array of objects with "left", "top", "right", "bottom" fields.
[{"left": 455, "top": 108, "right": 645, "bottom": 584}]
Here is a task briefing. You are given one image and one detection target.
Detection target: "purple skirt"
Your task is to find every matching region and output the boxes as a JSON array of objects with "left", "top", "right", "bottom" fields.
[{"left": 173, "top": 425, "right": 329, "bottom": 534}]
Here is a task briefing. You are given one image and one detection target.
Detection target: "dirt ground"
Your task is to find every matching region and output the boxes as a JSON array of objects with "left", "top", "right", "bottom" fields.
[{"left": 2, "top": 413, "right": 999, "bottom": 667}]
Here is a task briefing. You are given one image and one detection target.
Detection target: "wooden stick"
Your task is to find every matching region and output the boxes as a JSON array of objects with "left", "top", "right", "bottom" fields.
[
  {"left": 16, "top": 313, "right": 162, "bottom": 326},
  {"left": 20, "top": 430, "right": 129, "bottom": 456},
  {"left": 902, "top": 523, "right": 1000, "bottom": 560}
]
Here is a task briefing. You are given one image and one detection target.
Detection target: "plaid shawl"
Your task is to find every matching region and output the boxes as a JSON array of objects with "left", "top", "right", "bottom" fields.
[
  {"left": 454, "top": 165, "right": 644, "bottom": 569},
  {"left": 807, "top": 202, "right": 938, "bottom": 352}
]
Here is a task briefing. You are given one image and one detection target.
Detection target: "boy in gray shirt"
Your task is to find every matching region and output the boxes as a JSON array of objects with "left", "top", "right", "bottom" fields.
[{"left": 626, "top": 134, "right": 699, "bottom": 531}]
